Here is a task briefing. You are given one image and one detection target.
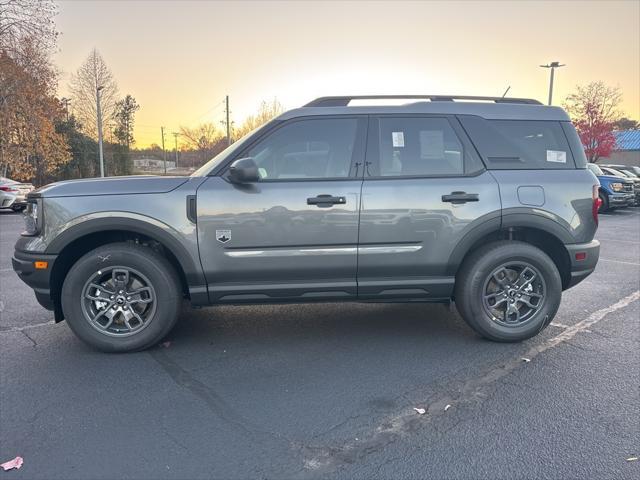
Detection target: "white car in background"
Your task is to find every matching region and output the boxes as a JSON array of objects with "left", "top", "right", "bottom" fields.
[
  {"left": 0, "top": 177, "right": 34, "bottom": 212},
  {"left": 0, "top": 189, "right": 16, "bottom": 210}
]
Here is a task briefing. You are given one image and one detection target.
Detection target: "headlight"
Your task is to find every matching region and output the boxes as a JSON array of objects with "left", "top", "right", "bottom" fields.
[
  {"left": 22, "top": 199, "right": 42, "bottom": 236},
  {"left": 611, "top": 182, "right": 623, "bottom": 192}
]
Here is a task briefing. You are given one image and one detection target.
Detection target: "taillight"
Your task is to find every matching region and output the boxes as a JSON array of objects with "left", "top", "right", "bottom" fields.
[
  {"left": 592, "top": 185, "right": 601, "bottom": 226},
  {"left": 0, "top": 186, "right": 18, "bottom": 193}
]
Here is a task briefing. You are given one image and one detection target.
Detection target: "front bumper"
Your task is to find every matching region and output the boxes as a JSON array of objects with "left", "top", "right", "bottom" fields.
[
  {"left": 608, "top": 192, "right": 635, "bottom": 207},
  {"left": 564, "top": 240, "right": 600, "bottom": 289},
  {"left": 12, "top": 250, "right": 58, "bottom": 310}
]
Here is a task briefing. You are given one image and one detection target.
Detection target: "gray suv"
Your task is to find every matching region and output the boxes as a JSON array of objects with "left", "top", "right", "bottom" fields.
[{"left": 12, "top": 95, "right": 601, "bottom": 352}]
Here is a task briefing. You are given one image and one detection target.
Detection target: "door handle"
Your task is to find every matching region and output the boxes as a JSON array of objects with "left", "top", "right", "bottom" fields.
[
  {"left": 307, "top": 194, "right": 346, "bottom": 207},
  {"left": 441, "top": 191, "right": 479, "bottom": 204}
]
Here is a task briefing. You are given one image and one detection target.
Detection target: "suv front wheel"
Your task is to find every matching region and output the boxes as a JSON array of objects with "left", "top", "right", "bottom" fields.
[
  {"left": 61, "top": 242, "right": 182, "bottom": 352},
  {"left": 454, "top": 241, "right": 562, "bottom": 342}
]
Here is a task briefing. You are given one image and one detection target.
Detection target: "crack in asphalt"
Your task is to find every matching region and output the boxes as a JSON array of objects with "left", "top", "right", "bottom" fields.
[
  {"left": 148, "top": 348, "right": 292, "bottom": 446},
  {"left": 297, "top": 290, "right": 640, "bottom": 475},
  {"left": 20, "top": 329, "right": 37, "bottom": 347}
]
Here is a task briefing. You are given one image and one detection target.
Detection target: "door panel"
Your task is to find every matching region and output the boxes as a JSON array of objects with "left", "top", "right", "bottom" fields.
[
  {"left": 357, "top": 115, "right": 501, "bottom": 299},
  {"left": 197, "top": 178, "right": 362, "bottom": 302},
  {"left": 196, "top": 116, "right": 367, "bottom": 303}
]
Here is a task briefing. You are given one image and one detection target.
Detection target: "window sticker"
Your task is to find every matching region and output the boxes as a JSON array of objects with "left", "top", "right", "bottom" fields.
[
  {"left": 419, "top": 130, "right": 445, "bottom": 159},
  {"left": 392, "top": 131, "right": 405, "bottom": 148},
  {"left": 546, "top": 150, "right": 567, "bottom": 163}
]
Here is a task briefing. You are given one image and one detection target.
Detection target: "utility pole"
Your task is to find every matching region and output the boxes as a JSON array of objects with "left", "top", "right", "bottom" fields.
[
  {"left": 172, "top": 132, "right": 179, "bottom": 168},
  {"left": 160, "top": 126, "right": 167, "bottom": 174},
  {"left": 96, "top": 86, "right": 105, "bottom": 177},
  {"left": 539, "top": 62, "right": 566, "bottom": 105},
  {"left": 224, "top": 95, "right": 231, "bottom": 146},
  {"left": 61, "top": 98, "right": 71, "bottom": 122}
]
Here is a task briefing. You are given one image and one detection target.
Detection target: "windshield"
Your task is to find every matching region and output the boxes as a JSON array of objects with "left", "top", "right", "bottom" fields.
[
  {"left": 190, "top": 122, "right": 275, "bottom": 177},
  {"left": 620, "top": 169, "right": 639, "bottom": 178},
  {"left": 587, "top": 163, "right": 604, "bottom": 176}
]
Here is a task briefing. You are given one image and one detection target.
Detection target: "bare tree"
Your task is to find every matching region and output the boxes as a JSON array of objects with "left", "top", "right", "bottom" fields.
[
  {"left": 179, "top": 122, "right": 224, "bottom": 161},
  {"left": 68, "top": 48, "right": 119, "bottom": 140},
  {"left": 234, "top": 99, "right": 284, "bottom": 139},
  {"left": 0, "top": 0, "right": 58, "bottom": 57},
  {"left": 564, "top": 82, "right": 622, "bottom": 126}
]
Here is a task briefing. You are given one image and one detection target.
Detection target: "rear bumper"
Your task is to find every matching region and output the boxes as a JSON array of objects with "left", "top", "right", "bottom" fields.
[
  {"left": 564, "top": 240, "right": 600, "bottom": 289},
  {"left": 12, "top": 250, "right": 58, "bottom": 310}
]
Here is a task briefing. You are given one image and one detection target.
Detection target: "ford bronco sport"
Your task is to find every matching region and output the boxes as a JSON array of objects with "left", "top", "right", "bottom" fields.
[{"left": 13, "top": 95, "right": 601, "bottom": 352}]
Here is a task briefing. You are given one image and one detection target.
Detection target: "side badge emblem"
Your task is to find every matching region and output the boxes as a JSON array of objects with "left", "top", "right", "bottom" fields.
[{"left": 216, "top": 229, "right": 231, "bottom": 243}]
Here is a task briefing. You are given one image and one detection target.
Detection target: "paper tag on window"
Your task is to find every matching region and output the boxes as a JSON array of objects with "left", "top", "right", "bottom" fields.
[
  {"left": 392, "top": 131, "right": 405, "bottom": 148},
  {"left": 546, "top": 150, "right": 566, "bottom": 163}
]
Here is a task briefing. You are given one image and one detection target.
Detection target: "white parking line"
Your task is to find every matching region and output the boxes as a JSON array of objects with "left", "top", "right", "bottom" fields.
[
  {"left": 0, "top": 320, "right": 56, "bottom": 333},
  {"left": 302, "top": 290, "right": 640, "bottom": 472},
  {"left": 599, "top": 258, "right": 640, "bottom": 266},
  {"left": 597, "top": 238, "right": 640, "bottom": 245}
]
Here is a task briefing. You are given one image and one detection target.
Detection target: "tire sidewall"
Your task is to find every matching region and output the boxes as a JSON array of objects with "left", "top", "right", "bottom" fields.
[
  {"left": 61, "top": 244, "right": 181, "bottom": 352},
  {"left": 459, "top": 243, "right": 562, "bottom": 342}
]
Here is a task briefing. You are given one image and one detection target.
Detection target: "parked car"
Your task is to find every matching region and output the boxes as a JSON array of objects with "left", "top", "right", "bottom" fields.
[
  {"left": 13, "top": 94, "right": 601, "bottom": 352},
  {"left": 0, "top": 189, "right": 16, "bottom": 210},
  {"left": 599, "top": 166, "right": 640, "bottom": 205},
  {"left": 587, "top": 163, "right": 635, "bottom": 211},
  {"left": 601, "top": 163, "right": 640, "bottom": 177},
  {"left": 0, "top": 177, "right": 35, "bottom": 212}
]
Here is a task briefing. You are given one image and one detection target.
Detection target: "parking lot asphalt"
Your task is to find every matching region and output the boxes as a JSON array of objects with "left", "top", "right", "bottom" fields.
[{"left": 1, "top": 208, "right": 638, "bottom": 479}]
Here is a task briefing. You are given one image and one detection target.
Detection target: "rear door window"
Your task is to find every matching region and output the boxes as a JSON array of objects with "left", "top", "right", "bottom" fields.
[
  {"left": 369, "top": 116, "right": 483, "bottom": 177},
  {"left": 459, "top": 116, "right": 576, "bottom": 169}
]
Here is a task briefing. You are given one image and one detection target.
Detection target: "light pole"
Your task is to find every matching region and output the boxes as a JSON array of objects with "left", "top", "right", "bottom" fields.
[
  {"left": 96, "top": 85, "right": 105, "bottom": 177},
  {"left": 540, "top": 62, "right": 565, "bottom": 105},
  {"left": 172, "top": 132, "right": 179, "bottom": 168}
]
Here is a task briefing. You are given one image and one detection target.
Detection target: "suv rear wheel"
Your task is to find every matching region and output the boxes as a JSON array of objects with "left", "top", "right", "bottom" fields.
[
  {"left": 454, "top": 241, "right": 561, "bottom": 342},
  {"left": 61, "top": 242, "right": 182, "bottom": 352}
]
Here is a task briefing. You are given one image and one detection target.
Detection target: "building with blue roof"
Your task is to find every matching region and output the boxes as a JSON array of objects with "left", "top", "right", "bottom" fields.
[{"left": 601, "top": 130, "right": 640, "bottom": 166}]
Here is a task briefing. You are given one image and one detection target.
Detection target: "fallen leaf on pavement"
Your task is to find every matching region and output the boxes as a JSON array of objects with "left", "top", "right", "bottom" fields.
[
  {"left": 413, "top": 407, "right": 426, "bottom": 415},
  {"left": 1, "top": 456, "right": 23, "bottom": 471}
]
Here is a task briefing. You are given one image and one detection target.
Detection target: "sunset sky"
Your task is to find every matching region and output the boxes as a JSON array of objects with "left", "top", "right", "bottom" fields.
[{"left": 55, "top": 0, "right": 640, "bottom": 148}]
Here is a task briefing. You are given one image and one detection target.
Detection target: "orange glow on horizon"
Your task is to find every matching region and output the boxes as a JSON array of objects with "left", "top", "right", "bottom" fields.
[{"left": 54, "top": 0, "right": 640, "bottom": 148}]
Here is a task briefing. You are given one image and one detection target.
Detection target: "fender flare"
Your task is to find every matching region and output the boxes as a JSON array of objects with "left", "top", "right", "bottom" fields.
[
  {"left": 446, "top": 208, "right": 573, "bottom": 275},
  {"left": 45, "top": 214, "right": 206, "bottom": 288}
]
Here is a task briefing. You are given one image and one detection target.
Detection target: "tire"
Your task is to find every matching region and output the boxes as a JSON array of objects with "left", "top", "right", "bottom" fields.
[
  {"left": 598, "top": 192, "right": 610, "bottom": 213},
  {"left": 61, "top": 242, "right": 182, "bottom": 352},
  {"left": 454, "top": 241, "right": 562, "bottom": 342},
  {"left": 11, "top": 204, "right": 25, "bottom": 212}
]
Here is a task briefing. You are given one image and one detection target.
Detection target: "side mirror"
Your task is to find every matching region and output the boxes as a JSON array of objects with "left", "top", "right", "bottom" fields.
[{"left": 228, "top": 157, "right": 260, "bottom": 184}]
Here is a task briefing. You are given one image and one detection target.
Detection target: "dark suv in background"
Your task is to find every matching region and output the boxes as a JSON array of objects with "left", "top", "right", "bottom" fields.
[{"left": 13, "top": 95, "right": 601, "bottom": 352}]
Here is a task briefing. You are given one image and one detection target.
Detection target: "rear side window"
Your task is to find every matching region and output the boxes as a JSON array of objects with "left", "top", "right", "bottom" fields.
[
  {"left": 370, "top": 116, "right": 482, "bottom": 177},
  {"left": 459, "top": 116, "right": 576, "bottom": 169},
  {"left": 561, "top": 122, "right": 588, "bottom": 168}
]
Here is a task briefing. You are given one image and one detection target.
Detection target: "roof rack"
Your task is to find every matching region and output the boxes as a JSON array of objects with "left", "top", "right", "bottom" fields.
[{"left": 304, "top": 95, "right": 543, "bottom": 107}]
